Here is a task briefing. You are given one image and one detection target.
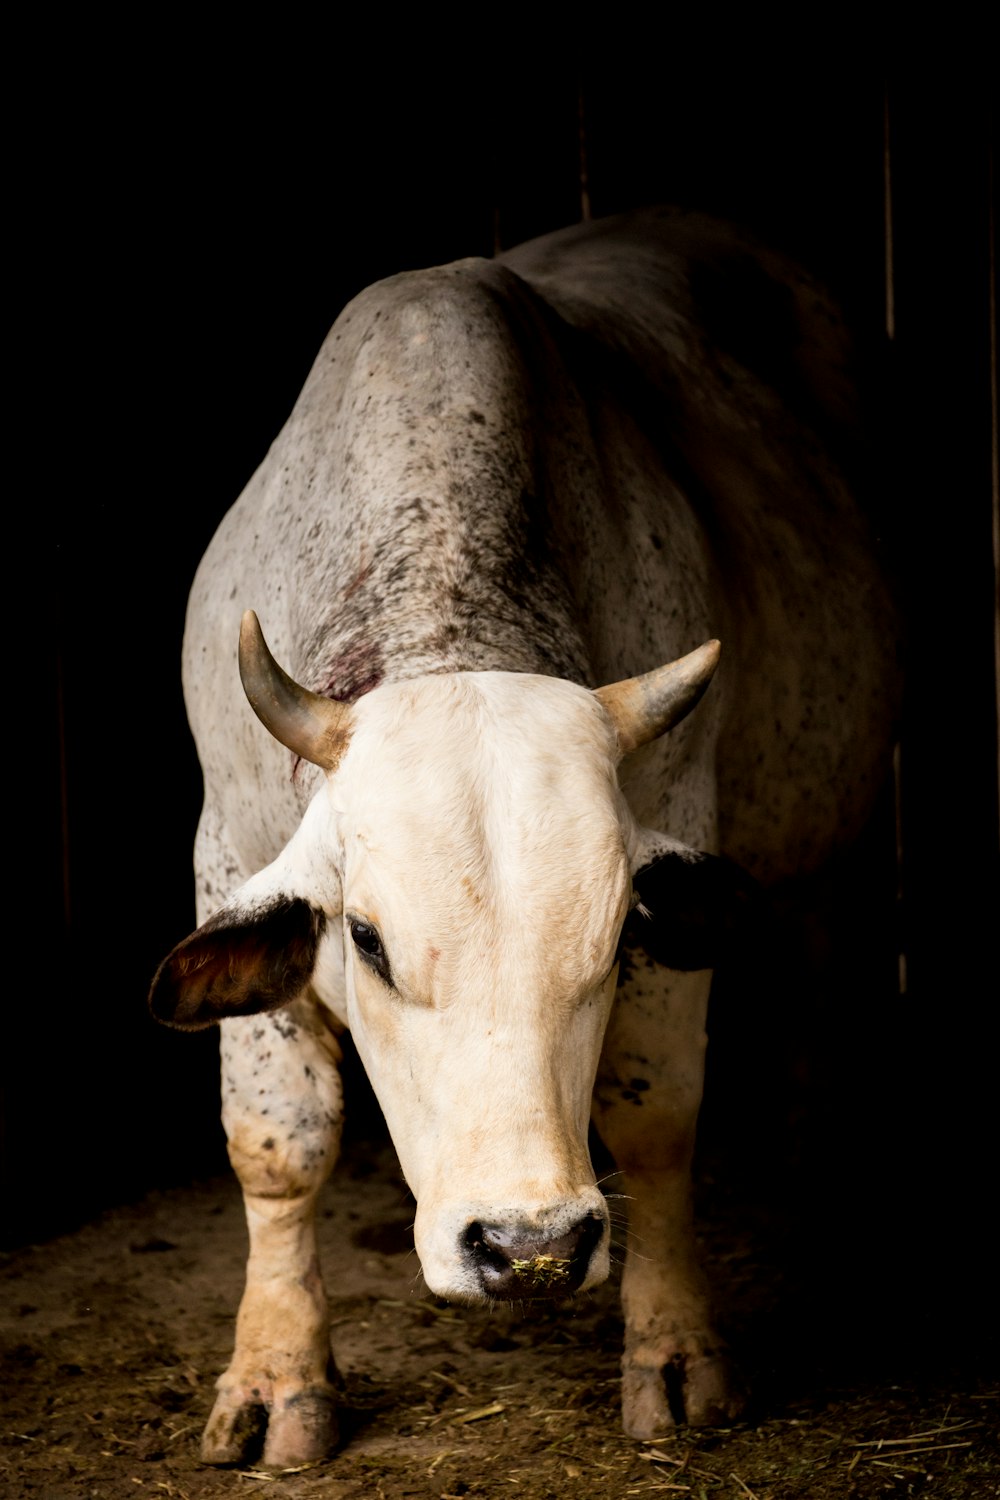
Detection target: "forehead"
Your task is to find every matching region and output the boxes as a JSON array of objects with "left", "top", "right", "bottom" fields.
[{"left": 335, "top": 672, "right": 628, "bottom": 887}]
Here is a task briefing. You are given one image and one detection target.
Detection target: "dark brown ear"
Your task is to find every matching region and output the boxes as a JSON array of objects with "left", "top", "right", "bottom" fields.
[
  {"left": 149, "top": 897, "right": 326, "bottom": 1030},
  {"left": 623, "top": 850, "right": 760, "bottom": 971}
]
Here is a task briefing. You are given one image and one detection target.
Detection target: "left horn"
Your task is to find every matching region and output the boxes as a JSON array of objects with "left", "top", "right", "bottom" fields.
[
  {"left": 594, "top": 639, "right": 721, "bottom": 753},
  {"left": 238, "top": 610, "right": 353, "bottom": 771}
]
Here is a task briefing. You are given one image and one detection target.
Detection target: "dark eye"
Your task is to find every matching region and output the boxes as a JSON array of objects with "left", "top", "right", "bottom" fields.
[{"left": 348, "top": 916, "right": 392, "bottom": 985}]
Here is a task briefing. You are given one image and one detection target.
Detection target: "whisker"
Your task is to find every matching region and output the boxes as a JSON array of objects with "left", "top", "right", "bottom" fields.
[
  {"left": 606, "top": 1209, "right": 635, "bottom": 1229},
  {"left": 613, "top": 1244, "right": 657, "bottom": 1265},
  {"left": 595, "top": 1168, "right": 627, "bottom": 1188},
  {"left": 607, "top": 1220, "right": 635, "bottom": 1240}
]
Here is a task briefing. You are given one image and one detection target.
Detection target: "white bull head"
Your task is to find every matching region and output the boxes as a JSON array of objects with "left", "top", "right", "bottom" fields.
[{"left": 150, "top": 613, "right": 725, "bottom": 1301}]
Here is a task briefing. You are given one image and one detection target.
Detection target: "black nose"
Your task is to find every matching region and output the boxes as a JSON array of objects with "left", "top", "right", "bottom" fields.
[{"left": 462, "top": 1212, "right": 604, "bottom": 1298}]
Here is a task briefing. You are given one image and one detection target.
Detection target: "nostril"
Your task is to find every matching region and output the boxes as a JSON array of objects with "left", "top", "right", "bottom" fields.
[
  {"left": 463, "top": 1220, "right": 509, "bottom": 1276},
  {"left": 574, "top": 1211, "right": 603, "bottom": 1265}
]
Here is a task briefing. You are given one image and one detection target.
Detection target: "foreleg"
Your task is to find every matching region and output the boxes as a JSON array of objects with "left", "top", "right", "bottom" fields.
[
  {"left": 201, "top": 996, "right": 344, "bottom": 1468},
  {"left": 594, "top": 962, "right": 745, "bottom": 1437}
]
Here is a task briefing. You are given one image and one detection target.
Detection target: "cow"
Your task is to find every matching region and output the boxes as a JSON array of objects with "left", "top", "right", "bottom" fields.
[{"left": 149, "top": 204, "right": 901, "bottom": 1468}]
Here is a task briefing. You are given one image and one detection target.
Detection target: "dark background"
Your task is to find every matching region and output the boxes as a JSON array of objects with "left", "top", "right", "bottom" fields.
[{"left": 20, "top": 32, "right": 997, "bottom": 1311}]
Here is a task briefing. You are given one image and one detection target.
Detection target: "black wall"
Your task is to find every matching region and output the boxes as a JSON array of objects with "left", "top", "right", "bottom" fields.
[{"left": 21, "top": 39, "right": 997, "bottom": 1253}]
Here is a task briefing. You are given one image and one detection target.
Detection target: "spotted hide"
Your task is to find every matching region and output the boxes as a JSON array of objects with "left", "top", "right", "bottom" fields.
[{"left": 149, "top": 206, "right": 901, "bottom": 1465}]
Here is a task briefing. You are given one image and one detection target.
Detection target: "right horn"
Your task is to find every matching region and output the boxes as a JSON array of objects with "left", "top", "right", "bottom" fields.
[{"left": 594, "top": 639, "right": 721, "bottom": 753}]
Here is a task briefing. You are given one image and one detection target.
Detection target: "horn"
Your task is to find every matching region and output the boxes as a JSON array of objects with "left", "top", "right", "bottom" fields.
[
  {"left": 594, "top": 639, "right": 721, "bottom": 753},
  {"left": 238, "top": 610, "right": 353, "bottom": 771}
]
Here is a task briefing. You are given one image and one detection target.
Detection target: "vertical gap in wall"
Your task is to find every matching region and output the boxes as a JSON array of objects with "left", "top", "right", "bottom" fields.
[
  {"left": 989, "top": 115, "right": 1000, "bottom": 831},
  {"left": 883, "top": 77, "right": 907, "bottom": 1000},
  {"left": 883, "top": 84, "right": 896, "bottom": 345},
  {"left": 56, "top": 632, "right": 72, "bottom": 933},
  {"left": 577, "top": 73, "right": 592, "bottom": 224}
]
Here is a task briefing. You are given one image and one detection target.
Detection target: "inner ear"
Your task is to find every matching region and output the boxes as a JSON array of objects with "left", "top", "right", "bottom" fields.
[
  {"left": 149, "top": 897, "right": 326, "bottom": 1029},
  {"left": 624, "top": 849, "right": 760, "bottom": 971}
]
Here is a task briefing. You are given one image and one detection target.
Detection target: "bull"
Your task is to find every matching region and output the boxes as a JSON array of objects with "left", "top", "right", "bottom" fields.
[{"left": 149, "top": 205, "right": 901, "bottom": 1466}]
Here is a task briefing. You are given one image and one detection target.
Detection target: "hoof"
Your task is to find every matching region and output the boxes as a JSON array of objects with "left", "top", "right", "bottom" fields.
[
  {"left": 200, "top": 1389, "right": 268, "bottom": 1465},
  {"left": 622, "top": 1350, "right": 747, "bottom": 1438},
  {"left": 263, "top": 1385, "right": 339, "bottom": 1468},
  {"left": 200, "top": 1382, "right": 338, "bottom": 1468},
  {"left": 681, "top": 1352, "right": 748, "bottom": 1426},
  {"left": 621, "top": 1362, "right": 678, "bottom": 1439}
]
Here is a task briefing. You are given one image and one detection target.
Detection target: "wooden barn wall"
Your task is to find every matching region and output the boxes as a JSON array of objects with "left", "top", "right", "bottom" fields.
[{"left": 21, "top": 43, "right": 996, "bottom": 1252}]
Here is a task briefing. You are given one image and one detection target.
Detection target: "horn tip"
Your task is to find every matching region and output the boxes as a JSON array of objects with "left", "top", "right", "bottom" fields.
[{"left": 239, "top": 609, "right": 266, "bottom": 658}]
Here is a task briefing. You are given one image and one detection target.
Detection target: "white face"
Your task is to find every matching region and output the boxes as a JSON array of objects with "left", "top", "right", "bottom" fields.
[{"left": 327, "top": 671, "right": 634, "bottom": 1300}]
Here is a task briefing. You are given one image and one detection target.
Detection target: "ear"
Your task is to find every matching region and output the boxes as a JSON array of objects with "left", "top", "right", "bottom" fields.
[
  {"left": 624, "top": 831, "right": 760, "bottom": 971},
  {"left": 149, "top": 893, "right": 327, "bottom": 1030},
  {"left": 149, "top": 791, "right": 343, "bottom": 1030}
]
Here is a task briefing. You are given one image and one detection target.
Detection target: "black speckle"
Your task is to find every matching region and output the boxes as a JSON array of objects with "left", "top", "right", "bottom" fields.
[
  {"left": 262, "top": 1137, "right": 275, "bottom": 1150},
  {"left": 629, "top": 1078, "right": 651, "bottom": 1092}
]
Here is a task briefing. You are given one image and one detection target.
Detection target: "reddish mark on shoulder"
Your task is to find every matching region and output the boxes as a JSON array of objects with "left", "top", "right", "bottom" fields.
[
  {"left": 319, "top": 640, "right": 385, "bottom": 704},
  {"left": 428, "top": 946, "right": 441, "bottom": 964},
  {"left": 287, "top": 638, "right": 384, "bottom": 784}
]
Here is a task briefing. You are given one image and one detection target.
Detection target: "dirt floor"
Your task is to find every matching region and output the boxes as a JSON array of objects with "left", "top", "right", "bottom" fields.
[{"left": 2, "top": 1107, "right": 997, "bottom": 1500}]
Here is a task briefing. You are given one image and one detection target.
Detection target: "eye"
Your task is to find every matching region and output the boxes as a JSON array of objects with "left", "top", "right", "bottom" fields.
[{"left": 347, "top": 915, "right": 392, "bottom": 985}]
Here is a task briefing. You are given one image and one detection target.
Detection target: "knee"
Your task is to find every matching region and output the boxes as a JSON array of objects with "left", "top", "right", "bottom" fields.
[
  {"left": 594, "top": 1086, "right": 703, "bottom": 1177},
  {"left": 219, "top": 1010, "right": 344, "bottom": 1197},
  {"left": 225, "top": 1102, "right": 342, "bottom": 1198}
]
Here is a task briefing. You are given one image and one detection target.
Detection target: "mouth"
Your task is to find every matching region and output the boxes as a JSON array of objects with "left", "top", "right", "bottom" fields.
[
  {"left": 462, "top": 1210, "right": 607, "bottom": 1299},
  {"left": 509, "top": 1253, "right": 574, "bottom": 1289}
]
